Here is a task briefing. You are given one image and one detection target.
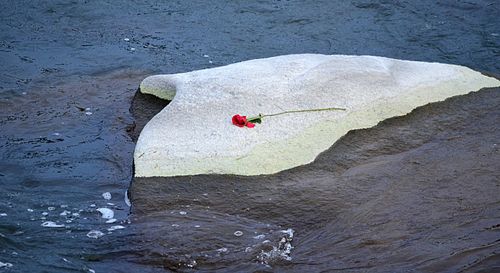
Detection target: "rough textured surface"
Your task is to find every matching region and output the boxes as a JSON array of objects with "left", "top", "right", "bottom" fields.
[
  {"left": 130, "top": 86, "right": 500, "bottom": 272},
  {"left": 135, "top": 54, "right": 499, "bottom": 177}
]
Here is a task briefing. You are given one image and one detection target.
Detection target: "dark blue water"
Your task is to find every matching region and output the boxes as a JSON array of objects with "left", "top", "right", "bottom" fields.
[{"left": 1, "top": 1, "right": 499, "bottom": 272}]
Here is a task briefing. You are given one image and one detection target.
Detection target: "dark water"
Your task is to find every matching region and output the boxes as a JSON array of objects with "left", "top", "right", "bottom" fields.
[
  {"left": 130, "top": 88, "right": 500, "bottom": 272},
  {"left": 1, "top": 0, "right": 499, "bottom": 272}
]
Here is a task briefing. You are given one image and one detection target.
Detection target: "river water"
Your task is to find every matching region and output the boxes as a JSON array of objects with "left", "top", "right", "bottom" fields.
[{"left": 1, "top": 1, "right": 499, "bottom": 272}]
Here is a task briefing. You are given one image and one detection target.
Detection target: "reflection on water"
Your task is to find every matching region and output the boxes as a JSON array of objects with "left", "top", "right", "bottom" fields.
[{"left": 1, "top": 0, "right": 499, "bottom": 272}]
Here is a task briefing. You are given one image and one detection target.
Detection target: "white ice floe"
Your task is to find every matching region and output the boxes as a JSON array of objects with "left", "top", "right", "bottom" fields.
[
  {"left": 102, "top": 192, "right": 112, "bottom": 200},
  {"left": 86, "top": 230, "right": 104, "bottom": 239},
  {"left": 96, "top": 208, "right": 114, "bottom": 219},
  {"left": 41, "top": 221, "right": 65, "bottom": 228},
  {"left": 135, "top": 54, "right": 500, "bottom": 177}
]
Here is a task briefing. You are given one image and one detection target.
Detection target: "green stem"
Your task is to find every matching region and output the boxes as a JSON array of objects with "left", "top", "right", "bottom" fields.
[{"left": 260, "top": 106, "right": 346, "bottom": 118}]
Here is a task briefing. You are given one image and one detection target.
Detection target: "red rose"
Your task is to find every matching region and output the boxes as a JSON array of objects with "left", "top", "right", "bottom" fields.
[
  {"left": 232, "top": 114, "right": 256, "bottom": 128},
  {"left": 232, "top": 114, "right": 247, "bottom": 127},
  {"left": 231, "top": 107, "right": 346, "bottom": 129}
]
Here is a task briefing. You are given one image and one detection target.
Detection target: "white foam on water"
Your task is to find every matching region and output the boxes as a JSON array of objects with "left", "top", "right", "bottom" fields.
[
  {"left": 257, "top": 228, "right": 295, "bottom": 264},
  {"left": 60, "top": 210, "right": 71, "bottom": 216},
  {"left": 86, "top": 230, "right": 104, "bottom": 239},
  {"left": 281, "top": 228, "right": 294, "bottom": 238},
  {"left": 124, "top": 190, "right": 131, "bottom": 207},
  {"left": 234, "top": 231, "right": 243, "bottom": 237},
  {"left": 102, "top": 192, "right": 111, "bottom": 200},
  {"left": 105, "top": 219, "right": 117, "bottom": 224},
  {"left": 41, "top": 221, "right": 65, "bottom": 228},
  {"left": 0, "top": 213, "right": 7, "bottom": 217},
  {"left": 0, "top": 262, "right": 13, "bottom": 268},
  {"left": 107, "top": 225, "right": 125, "bottom": 231},
  {"left": 216, "top": 247, "right": 228, "bottom": 253},
  {"left": 96, "top": 208, "right": 114, "bottom": 219},
  {"left": 186, "top": 260, "right": 197, "bottom": 268}
]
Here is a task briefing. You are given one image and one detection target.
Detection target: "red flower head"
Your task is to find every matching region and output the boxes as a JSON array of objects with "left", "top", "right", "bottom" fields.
[{"left": 232, "top": 114, "right": 255, "bottom": 128}]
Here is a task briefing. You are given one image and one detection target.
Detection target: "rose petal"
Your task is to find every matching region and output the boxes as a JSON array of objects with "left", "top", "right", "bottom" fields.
[
  {"left": 232, "top": 114, "right": 248, "bottom": 127},
  {"left": 246, "top": 122, "right": 255, "bottom": 128}
]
